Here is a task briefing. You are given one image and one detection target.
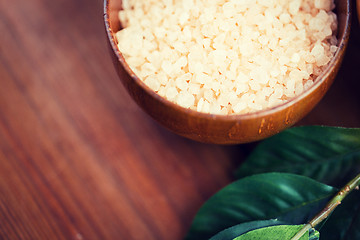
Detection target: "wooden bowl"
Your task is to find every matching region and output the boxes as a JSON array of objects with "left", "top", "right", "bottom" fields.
[{"left": 104, "top": 0, "right": 351, "bottom": 144}]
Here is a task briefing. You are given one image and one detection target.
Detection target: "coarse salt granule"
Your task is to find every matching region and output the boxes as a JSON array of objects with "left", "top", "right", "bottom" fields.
[{"left": 116, "top": 0, "right": 338, "bottom": 115}]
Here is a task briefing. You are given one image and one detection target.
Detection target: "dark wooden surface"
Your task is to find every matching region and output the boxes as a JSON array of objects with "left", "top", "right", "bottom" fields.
[{"left": 0, "top": 0, "right": 359, "bottom": 239}]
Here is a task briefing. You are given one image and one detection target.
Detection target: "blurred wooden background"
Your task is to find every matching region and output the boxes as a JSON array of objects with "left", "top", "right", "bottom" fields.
[{"left": 0, "top": 0, "right": 359, "bottom": 239}]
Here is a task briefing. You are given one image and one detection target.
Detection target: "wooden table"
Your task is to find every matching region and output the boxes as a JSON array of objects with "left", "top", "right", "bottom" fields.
[{"left": 1, "top": 0, "right": 359, "bottom": 239}]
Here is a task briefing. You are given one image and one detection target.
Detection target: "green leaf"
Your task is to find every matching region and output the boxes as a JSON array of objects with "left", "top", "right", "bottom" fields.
[
  {"left": 319, "top": 190, "right": 360, "bottom": 240},
  {"left": 209, "top": 219, "right": 286, "bottom": 240},
  {"left": 235, "top": 126, "right": 360, "bottom": 187},
  {"left": 185, "top": 173, "right": 336, "bottom": 240},
  {"left": 209, "top": 221, "right": 321, "bottom": 240},
  {"left": 232, "top": 225, "right": 314, "bottom": 240}
]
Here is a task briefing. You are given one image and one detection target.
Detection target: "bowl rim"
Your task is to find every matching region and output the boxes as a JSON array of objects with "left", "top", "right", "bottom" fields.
[{"left": 104, "top": 0, "right": 351, "bottom": 122}]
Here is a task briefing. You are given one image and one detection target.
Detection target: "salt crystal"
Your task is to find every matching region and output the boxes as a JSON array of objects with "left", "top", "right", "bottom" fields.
[
  {"left": 116, "top": 0, "right": 338, "bottom": 115},
  {"left": 176, "top": 91, "right": 195, "bottom": 108},
  {"left": 165, "top": 87, "right": 178, "bottom": 100}
]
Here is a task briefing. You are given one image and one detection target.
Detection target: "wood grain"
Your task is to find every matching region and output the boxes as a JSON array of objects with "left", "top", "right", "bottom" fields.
[{"left": 0, "top": 0, "right": 359, "bottom": 239}]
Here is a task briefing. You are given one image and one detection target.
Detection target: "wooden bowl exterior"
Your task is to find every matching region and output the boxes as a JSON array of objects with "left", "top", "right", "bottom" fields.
[{"left": 104, "top": 0, "right": 351, "bottom": 144}]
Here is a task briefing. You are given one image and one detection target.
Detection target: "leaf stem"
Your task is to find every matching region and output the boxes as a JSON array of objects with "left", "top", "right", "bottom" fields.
[{"left": 290, "top": 173, "right": 360, "bottom": 240}]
